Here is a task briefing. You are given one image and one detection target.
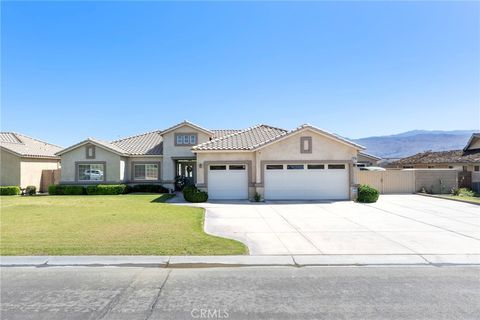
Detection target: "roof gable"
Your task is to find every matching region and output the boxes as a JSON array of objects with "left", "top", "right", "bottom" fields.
[
  {"left": 161, "top": 120, "right": 213, "bottom": 136},
  {"left": 254, "top": 124, "right": 364, "bottom": 151},
  {"left": 464, "top": 133, "right": 480, "bottom": 151},
  {"left": 56, "top": 138, "right": 127, "bottom": 156}
]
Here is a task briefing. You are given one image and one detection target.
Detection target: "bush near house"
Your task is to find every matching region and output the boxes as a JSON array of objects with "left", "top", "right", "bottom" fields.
[
  {"left": 357, "top": 184, "right": 380, "bottom": 203},
  {"left": 127, "top": 184, "right": 169, "bottom": 194},
  {"left": 48, "top": 185, "right": 86, "bottom": 195},
  {"left": 25, "top": 186, "right": 36, "bottom": 195},
  {"left": 451, "top": 188, "right": 476, "bottom": 197},
  {"left": 183, "top": 185, "right": 208, "bottom": 203},
  {"left": 87, "top": 184, "right": 127, "bottom": 195},
  {"left": 0, "top": 186, "right": 21, "bottom": 196}
]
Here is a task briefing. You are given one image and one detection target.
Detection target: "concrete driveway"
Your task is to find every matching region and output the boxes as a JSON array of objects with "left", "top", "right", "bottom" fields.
[{"left": 203, "top": 195, "right": 480, "bottom": 255}]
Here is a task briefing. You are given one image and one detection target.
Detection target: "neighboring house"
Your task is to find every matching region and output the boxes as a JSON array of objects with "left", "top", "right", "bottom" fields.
[
  {"left": 390, "top": 133, "right": 480, "bottom": 191},
  {"left": 56, "top": 121, "right": 365, "bottom": 200},
  {"left": 356, "top": 152, "right": 382, "bottom": 167},
  {"left": 0, "top": 132, "right": 62, "bottom": 191},
  {"left": 390, "top": 133, "right": 480, "bottom": 171}
]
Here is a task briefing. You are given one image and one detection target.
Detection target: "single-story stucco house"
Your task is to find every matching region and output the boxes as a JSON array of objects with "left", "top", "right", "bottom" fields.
[
  {"left": 56, "top": 121, "right": 367, "bottom": 200},
  {"left": 0, "top": 132, "right": 62, "bottom": 191},
  {"left": 390, "top": 133, "right": 480, "bottom": 191}
]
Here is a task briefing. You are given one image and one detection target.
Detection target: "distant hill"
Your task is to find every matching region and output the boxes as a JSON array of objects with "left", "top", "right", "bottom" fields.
[{"left": 352, "top": 130, "right": 478, "bottom": 159}]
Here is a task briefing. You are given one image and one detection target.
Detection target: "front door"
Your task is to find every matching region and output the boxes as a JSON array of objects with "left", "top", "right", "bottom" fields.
[{"left": 176, "top": 160, "right": 196, "bottom": 189}]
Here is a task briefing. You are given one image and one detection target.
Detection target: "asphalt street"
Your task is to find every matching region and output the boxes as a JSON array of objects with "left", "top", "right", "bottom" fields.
[{"left": 1, "top": 266, "right": 479, "bottom": 320}]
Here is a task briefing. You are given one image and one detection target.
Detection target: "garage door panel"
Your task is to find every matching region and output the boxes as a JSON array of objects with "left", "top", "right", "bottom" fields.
[
  {"left": 208, "top": 165, "right": 248, "bottom": 200},
  {"left": 264, "top": 164, "right": 349, "bottom": 200}
]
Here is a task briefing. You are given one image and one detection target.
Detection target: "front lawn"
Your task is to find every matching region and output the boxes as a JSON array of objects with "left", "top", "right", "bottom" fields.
[
  {"left": 0, "top": 194, "right": 247, "bottom": 255},
  {"left": 440, "top": 195, "right": 480, "bottom": 204}
]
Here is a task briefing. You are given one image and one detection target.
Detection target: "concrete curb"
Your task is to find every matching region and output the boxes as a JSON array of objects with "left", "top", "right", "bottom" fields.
[
  {"left": 1, "top": 254, "right": 479, "bottom": 268},
  {"left": 416, "top": 193, "right": 480, "bottom": 206}
]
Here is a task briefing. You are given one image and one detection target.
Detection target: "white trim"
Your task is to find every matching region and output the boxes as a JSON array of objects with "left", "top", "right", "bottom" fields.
[
  {"left": 56, "top": 139, "right": 127, "bottom": 156},
  {"left": 161, "top": 120, "right": 213, "bottom": 136}
]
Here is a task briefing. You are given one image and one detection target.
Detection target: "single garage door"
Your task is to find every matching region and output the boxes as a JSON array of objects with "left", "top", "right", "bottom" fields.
[
  {"left": 208, "top": 164, "right": 248, "bottom": 200},
  {"left": 264, "top": 163, "right": 349, "bottom": 200}
]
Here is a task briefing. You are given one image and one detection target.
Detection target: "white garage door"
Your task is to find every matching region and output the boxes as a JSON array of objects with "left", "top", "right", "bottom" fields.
[
  {"left": 264, "top": 163, "right": 349, "bottom": 200},
  {"left": 208, "top": 164, "right": 248, "bottom": 200}
]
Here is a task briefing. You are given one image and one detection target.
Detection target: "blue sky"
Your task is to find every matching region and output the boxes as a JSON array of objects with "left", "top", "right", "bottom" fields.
[{"left": 2, "top": 1, "right": 479, "bottom": 147}]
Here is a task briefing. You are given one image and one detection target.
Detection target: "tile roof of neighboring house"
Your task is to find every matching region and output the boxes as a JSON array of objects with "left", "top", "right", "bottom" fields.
[
  {"left": 111, "top": 130, "right": 163, "bottom": 155},
  {"left": 0, "top": 132, "right": 62, "bottom": 158},
  {"left": 193, "top": 125, "right": 289, "bottom": 151},
  {"left": 212, "top": 130, "right": 243, "bottom": 139},
  {"left": 392, "top": 149, "right": 480, "bottom": 165}
]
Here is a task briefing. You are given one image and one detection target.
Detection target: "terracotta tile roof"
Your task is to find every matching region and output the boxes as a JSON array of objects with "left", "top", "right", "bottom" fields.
[
  {"left": 212, "top": 130, "right": 243, "bottom": 139},
  {"left": 111, "top": 130, "right": 163, "bottom": 155},
  {"left": 193, "top": 125, "right": 288, "bottom": 151},
  {"left": 0, "top": 132, "right": 62, "bottom": 158},
  {"left": 392, "top": 149, "right": 480, "bottom": 165}
]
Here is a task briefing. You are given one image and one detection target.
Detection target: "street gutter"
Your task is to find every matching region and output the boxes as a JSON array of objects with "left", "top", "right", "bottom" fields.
[{"left": 1, "top": 254, "right": 479, "bottom": 268}]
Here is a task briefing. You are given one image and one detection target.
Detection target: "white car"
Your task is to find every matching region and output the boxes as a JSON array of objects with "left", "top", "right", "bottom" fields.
[{"left": 84, "top": 169, "right": 104, "bottom": 180}]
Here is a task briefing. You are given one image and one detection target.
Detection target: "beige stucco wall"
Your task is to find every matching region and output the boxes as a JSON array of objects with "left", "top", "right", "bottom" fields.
[
  {"left": 60, "top": 144, "right": 123, "bottom": 183},
  {"left": 162, "top": 125, "right": 212, "bottom": 184},
  {"left": 0, "top": 149, "right": 21, "bottom": 186},
  {"left": 20, "top": 158, "right": 60, "bottom": 189},
  {"left": 256, "top": 129, "right": 358, "bottom": 184}
]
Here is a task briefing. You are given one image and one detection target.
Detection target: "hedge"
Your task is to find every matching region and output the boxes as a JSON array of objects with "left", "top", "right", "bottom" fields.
[
  {"left": 48, "top": 185, "right": 85, "bottom": 195},
  {"left": 127, "top": 184, "right": 169, "bottom": 194},
  {"left": 357, "top": 184, "right": 380, "bottom": 203},
  {"left": 183, "top": 185, "right": 208, "bottom": 203},
  {"left": 0, "top": 186, "right": 21, "bottom": 196},
  {"left": 87, "top": 184, "right": 127, "bottom": 195}
]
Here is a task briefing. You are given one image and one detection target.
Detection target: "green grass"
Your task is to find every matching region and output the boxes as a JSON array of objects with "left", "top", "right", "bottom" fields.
[
  {"left": 440, "top": 195, "right": 480, "bottom": 204},
  {"left": 0, "top": 194, "right": 247, "bottom": 256}
]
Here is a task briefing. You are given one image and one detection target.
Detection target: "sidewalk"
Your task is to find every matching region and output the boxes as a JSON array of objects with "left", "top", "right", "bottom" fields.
[{"left": 1, "top": 254, "right": 479, "bottom": 268}]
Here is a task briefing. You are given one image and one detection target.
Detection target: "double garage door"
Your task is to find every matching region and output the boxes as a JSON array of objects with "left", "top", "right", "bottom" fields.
[
  {"left": 264, "top": 163, "right": 349, "bottom": 200},
  {"left": 207, "top": 163, "right": 349, "bottom": 200}
]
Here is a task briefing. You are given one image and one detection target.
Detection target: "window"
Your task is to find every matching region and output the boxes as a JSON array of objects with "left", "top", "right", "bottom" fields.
[
  {"left": 78, "top": 163, "right": 105, "bottom": 181},
  {"left": 328, "top": 164, "right": 346, "bottom": 169},
  {"left": 428, "top": 166, "right": 435, "bottom": 169},
  {"left": 308, "top": 164, "right": 325, "bottom": 170},
  {"left": 266, "top": 165, "right": 283, "bottom": 170},
  {"left": 287, "top": 164, "right": 304, "bottom": 170},
  {"left": 133, "top": 163, "right": 158, "bottom": 180},
  {"left": 474, "top": 166, "right": 480, "bottom": 172},
  {"left": 175, "top": 133, "right": 197, "bottom": 146},
  {"left": 210, "top": 165, "right": 227, "bottom": 170},
  {"left": 229, "top": 165, "right": 245, "bottom": 170},
  {"left": 403, "top": 165, "right": 414, "bottom": 169}
]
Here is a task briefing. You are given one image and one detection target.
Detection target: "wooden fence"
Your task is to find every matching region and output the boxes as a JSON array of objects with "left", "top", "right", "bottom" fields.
[
  {"left": 357, "top": 169, "right": 459, "bottom": 194},
  {"left": 40, "top": 169, "right": 61, "bottom": 193}
]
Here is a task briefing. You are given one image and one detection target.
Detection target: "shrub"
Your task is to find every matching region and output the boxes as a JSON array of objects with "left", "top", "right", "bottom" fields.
[
  {"left": 183, "top": 185, "right": 208, "bottom": 203},
  {"left": 25, "top": 185, "right": 36, "bottom": 195},
  {"left": 452, "top": 188, "right": 475, "bottom": 197},
  {"left": 357, "top": 184, "right": 379, "bottom": 203},
  {"left": 254, "top": 192, "right": 261, "bottom": 202},
  {"left": 49, "top": 185, "right": 85, "bottom": 195},
  {"left": 0, "top": 186, "right": 20, "bottom": 196},
  {"left": 127, "top": 184, "right": 169, "bottom": 194},
  {"left": 87, "top": 184, "right": 127, "bottom": 195}
]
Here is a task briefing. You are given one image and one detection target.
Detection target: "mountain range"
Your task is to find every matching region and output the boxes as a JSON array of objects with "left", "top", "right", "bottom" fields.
[{"left": 352, "top": 130, "right": 478, "bottom": 159}]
